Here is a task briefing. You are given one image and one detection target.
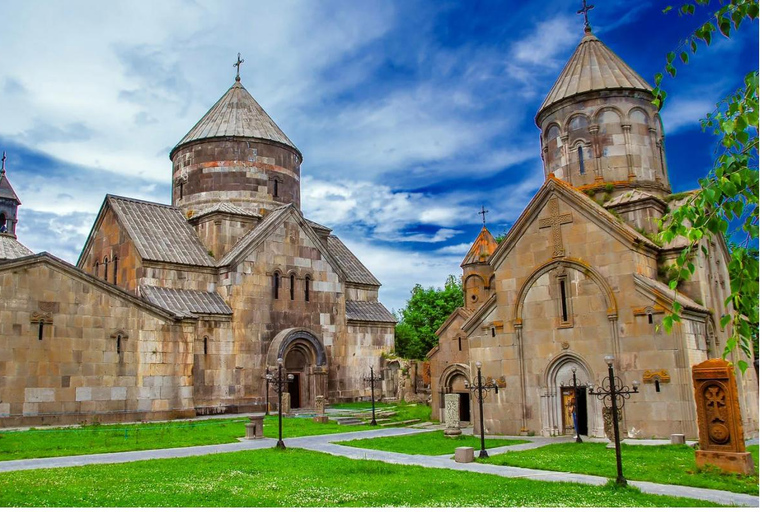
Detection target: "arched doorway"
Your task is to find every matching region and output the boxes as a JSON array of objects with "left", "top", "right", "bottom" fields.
[
  {"left": 543, "top": 355, "right": 596, "bottom": 437},
  {"left": 268, "top": 328, "right": 328, "bottom": 410},
  {"left": 439, "top": 364, "right": 472, "bottom": 425}
]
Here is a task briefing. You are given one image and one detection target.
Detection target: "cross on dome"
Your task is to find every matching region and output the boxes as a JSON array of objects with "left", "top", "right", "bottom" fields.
[
  {"left": 233, "top": 52, "right": 245, "bottom": 82},
  {"left": 577, "top": 0, "right": 595, "bottom": 33},
  {"left": 478, "top": 205, "right": 489, "bottom": 226}
]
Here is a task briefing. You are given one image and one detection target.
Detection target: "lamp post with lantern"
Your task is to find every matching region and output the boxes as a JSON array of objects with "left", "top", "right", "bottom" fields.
[
  {"left": 266, "top": 357, "right": 294, "bottom": 449},
  {"left": 587, "top": 355, "right": 640, "bottom": 485},
  {"left": 465, "top": 361, "right": 498, "bottom": 458},
  {"left": 363, "top": 365, "right": 383, "bottom": 426}
]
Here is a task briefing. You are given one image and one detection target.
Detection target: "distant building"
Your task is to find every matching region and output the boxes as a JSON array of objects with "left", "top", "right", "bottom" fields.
[
  {"left": 0, "top": 74, "right": 395, "bottom": 426},
  {"left": 429, "top": 25, "right": 758, "bottom": 439}
]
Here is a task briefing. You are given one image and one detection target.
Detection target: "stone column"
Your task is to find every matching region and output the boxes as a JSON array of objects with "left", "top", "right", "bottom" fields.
[
  {"left": 622, "top": 123, "right": 634, "bottom": 179},
  {"left": 245, "top": 414, "right": 265, "bottom": 439},
  {"left": 314, "top": 395, "right": 328, "bottom": 423},
  {"left": 444, "top": 393, "right": 462, "bottom": 438},
  {"left": 281, "top": 392, "right": 291, "bottom": 416},
  {"left": 589, "top": 125, "right": 603, "bottom": 181}
]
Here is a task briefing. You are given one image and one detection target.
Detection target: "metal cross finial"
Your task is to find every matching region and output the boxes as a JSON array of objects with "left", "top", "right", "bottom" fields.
[
  {"left": 233, "top": 52, "right": 245, "bottom": 82},
  {"left": 1, "top": 151, "right": 6, "bottom": 174},
  {"left": 577, "top": 0, "right": 595, "bottom": 33},
  {"left": 479, "top": 205, "right": 489, "bottom": 226}
]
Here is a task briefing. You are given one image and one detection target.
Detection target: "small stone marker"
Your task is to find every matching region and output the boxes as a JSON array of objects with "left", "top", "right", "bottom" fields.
[
  {"left": 281, "top": 392, "right": 291, "bottom": 416},
  {"left": 670, "top": 434, "right": 685, "bottom": 445},
  {"left": 455, "top": 446, "right": 475, "bottom": 463},
  {"left": 692, "top": 358, "right": 754, "bottom": 474},
  {"left": 443, "top": 393, "right": 462, "bottom": 438},
  {"left": 245, "top": 413, "right": 265, "bottom": 439},
  {"left": 602, "top": 406, "right": 623, "bottom": 449}
]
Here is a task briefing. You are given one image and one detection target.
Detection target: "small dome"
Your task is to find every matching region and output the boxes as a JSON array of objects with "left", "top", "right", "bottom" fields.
[
  {"left": 171, "top": 81, "right": 300, "bottom": 158},
  {"left": 536, "top": 32, "right": 652, "bottom": 123}
]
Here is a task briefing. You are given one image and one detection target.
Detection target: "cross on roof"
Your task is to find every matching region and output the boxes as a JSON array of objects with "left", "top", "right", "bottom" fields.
[
  {"left": 1, "top": 151, "right": 6, "bottom": 174},
  {"left": 577, "top": 0, "right": 595, "bottom": 33},
  {"left": 478, "top": 205, "right": 489, "bottom": 226},
  {"left": 233, "top": 52, "right": 245, "bottom": 82}
]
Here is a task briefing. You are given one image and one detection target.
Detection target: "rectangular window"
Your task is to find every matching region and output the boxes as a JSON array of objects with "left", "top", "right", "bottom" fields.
[
  {"left": 305, "top": 277, "right": 310, "bottom": 302},
  {"left": 273, "top": 273, "right": 280, "bottom": 299},
  {"left": 38, "top": 321, "right": 44, "bottom": 341},
  {"left": 290, "top": 275, "right": 295, "bottom": 300},
  {"left": 578, "top": 146, "right": 585, "bottom": 175},
  {"left": 458, "top": 337, "right": 462, "bottom": 351},
  {"left": 557, "top": 275, "right": 573, "bottom": 328}
]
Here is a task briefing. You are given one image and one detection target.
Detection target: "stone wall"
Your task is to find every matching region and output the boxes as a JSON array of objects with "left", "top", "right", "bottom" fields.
[
  {"left": 428, "top": 311, "right": 470, "bottom": 422},
  {"left": 191, "top": 214, "right": 259, "bottom": 260},
  {"left": 0, "top": 258, "right": 194, "bottom": 427}
]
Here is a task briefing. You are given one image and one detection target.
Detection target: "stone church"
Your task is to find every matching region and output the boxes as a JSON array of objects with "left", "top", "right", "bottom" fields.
[
  {"left": 429, "top": 25, "right": 758, "bottom": 439},
  {"left": 0, "top": 73, "right": 395, "bottom": 427}
]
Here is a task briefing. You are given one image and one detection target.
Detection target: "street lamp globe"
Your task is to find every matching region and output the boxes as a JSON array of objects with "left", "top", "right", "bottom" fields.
[
  {"left": 604, "top": 355, "right": 615, "bottom": 367},
  {"left": 277, "top": 358, "right": 284, "bottom": 366},
  {"left": 476, "top": 361, "right": 482, "bottom": 368}
]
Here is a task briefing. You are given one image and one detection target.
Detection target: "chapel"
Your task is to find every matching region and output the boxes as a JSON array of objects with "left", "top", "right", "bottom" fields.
[
  {"left": 428, "top": 20, "right": 759, "bottom": 439},
  {"left": 0, "top": 70, "right": 395, "bottom": 427}
]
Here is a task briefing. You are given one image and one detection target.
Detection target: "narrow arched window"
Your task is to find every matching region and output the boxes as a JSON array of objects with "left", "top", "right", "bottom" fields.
[
  {"left": 116, "top": 335, "right": 122, "bottom": 354},
  {"left": 0, "top": 212, "right": 6, "bottom": 232},
  {"left": 103, "top": 257, "right": 109, "bottom": 280},
  {"left": 38, "top": 320, "right": 44, "bottom": 341},
  {"left": 578, "top": 146, "right": 585, "bottom": 175},
  {"left": 305, "top": 276, "right": 311, "bottom": 302},
  {"left": 273, "top": 179, "right": 279, "bottom": 198},
  {"left": 113, "top": 256, "right": 119, "bottom": 284},
  {"left": 491, "top": 328, "right": 496, "bottom": 338},
  {"left": 458, "top": 337, "right": 462, "bottom": 351},
  {"left": 273, "top": 272, "right": 280, "bottom": 299},
  {"left": 560, "top": 279, "right": 569, "bottom": 322},
  {"left": 179, "top": 182, "right": 184, "bottom": 200},
  {"left": 203, "top": 336, "right": 208, "bottom": 355},
  {"left": 94, "top": 261, "right": 99, "bottom": 276},
  {"left": 290, "top": 274, "right": 295, "bottom": 300}
]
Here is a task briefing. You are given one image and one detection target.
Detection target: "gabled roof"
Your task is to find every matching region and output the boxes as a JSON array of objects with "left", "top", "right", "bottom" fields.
[
  {"left": 172, "top": 81, "right": 299, "bottom": 157},
  {"left": 345, "top": 301, "right": 396, "bottom": 323},
  {"left": 0, "top": 170, "right": 20, "bottom": 203},
  {"left": 0, "top": 252, "right": 180, "bottom": 321},
  {"left": 187, "top": 202, "right": 262, "bottom": 221},
  {"left": 141, "top": 285, "right": 232, "bottom": 318},
  {"left": 633, "top": 273, "right": 709, "bottom": 315},
  {"left": 461, "top": 227, "right": 498, "bottom": 266},
  {"left": 326, "top": 235, "right": 381, "bottom": 286},
  {"left": 537, "top": 31, "right": 653, "bottom": 120},
  {"left": 306, "top": 219, "right": 332, "bottom": 234},
  {"left": 0, "top": 234, "right": 33, "bottom": 260},
  {"left": 462, "top": 294, "right": 497, "bottom": 336},
  {"left": 105, "top": 195, "right": 215, "bottom": 267},
  {"left": 435, "top": 307, "right": 470, "bottom": 338},
  {"left": 217, "top": 204, "right": 292, "bottom": 267},
  {"left": 490, "top": 176, "right": 660, "bottom": 268}
]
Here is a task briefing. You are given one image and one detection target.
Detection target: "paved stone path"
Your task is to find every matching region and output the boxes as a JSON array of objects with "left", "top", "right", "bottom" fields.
[{"left": 0, "top": 427, "right": 757, "bottom": 507}]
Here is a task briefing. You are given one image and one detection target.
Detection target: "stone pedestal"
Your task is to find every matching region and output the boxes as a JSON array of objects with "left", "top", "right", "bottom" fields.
[
  {"left": 443, "top": 393, "right": 462, "bottom": 438},
  {"left": 455, "top": 447, "right": 474, "bottom": 463},
  {"left": 281, "top": 392, "right": 291, "bottom": 416},
  {"left": 670, "top": 434, "right": 686, "bottom": 445},
  {"left": 315, "top": 395, "right": 325, "bottom": 416},
  {"left": 245, "top": 414, "right": 265, "bottom": 439},
  {"left": 692, "top": 358, "right": 754, "bottom": 475},
  {"left": 313, "top": 415, "right": 328, "bottom": 423}
]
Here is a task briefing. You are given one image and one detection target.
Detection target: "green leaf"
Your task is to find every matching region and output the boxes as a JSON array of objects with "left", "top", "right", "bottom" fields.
[
  {"left": 669, "top": 279, "right": 678, "bottom": 290},
  {"left": 662, "top": 315, "right": 674, "bottom": 333},
  {"left": 680, "top": 51, "right": 689, "bottom": 64},
  {"left": 737, "top": 360, "right": 748, "bottom": 374}
]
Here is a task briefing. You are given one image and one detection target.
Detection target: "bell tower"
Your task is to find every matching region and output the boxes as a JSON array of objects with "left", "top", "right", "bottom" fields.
[{"left": 0, "top": 152, "right": 21, "bottom": 237}]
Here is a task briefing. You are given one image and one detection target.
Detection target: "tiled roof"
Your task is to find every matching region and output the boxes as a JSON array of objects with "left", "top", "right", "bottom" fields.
[
  {"left": 462, "top": 226, "right": 499, "bottom": 266},
  {"left": 188, "top": 202, "right": 262, "bottom": 221},
  {"left": 108, "top": 195, "right": 215, "bottom": 267},
  {"left": 0, "top": 234, "right": 33, "bottom": 260},
  {"left": 634, "top": 273, "right": 709, "bottom": 314},
  {"left": 217, "top": 204, "right": 292, "bottom": 266},
  {"left": 603, "top": 189, "right": 663, "bottom": 208},
  {"left": 0, "top": 171, "right": 20, "bottom": 202},
  {"left": 141, "top": 285, "right": 232, "bottom": 318},
  {"left": 538, "top": 31, "right": 652, "bottom": 117},
  {"left": 327, "top": 235, "right": 381, "bottom": 286},
  {"left": 173, "top": 81, "right": 299, "bottom": 155},
  {"left": 306, "top": 219, "right": 332, "bottom": 233},
  {"left": 346, "top": 301, "right": 396, "bottom": 323}
]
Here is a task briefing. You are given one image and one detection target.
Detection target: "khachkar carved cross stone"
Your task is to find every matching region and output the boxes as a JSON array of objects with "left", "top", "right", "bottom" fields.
[
  {"left": 691, "top": 358, "right": 754, "bottom": 474},
  {"left": 539, "top": 198, "right": 573, "bottom": 257},
  {"left": 444, "top": 393, "right": 462, "bottom": 438}
]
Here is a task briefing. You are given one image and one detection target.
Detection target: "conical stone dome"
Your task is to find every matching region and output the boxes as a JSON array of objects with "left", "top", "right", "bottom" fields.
[{"left": 536, "top": 31, "right": 653, "bottom": 123}]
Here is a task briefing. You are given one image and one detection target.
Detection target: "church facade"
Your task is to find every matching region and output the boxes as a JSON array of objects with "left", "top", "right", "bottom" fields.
[
  {"left": 429, "top": 26, "right": 758, "bottom": 439},
  {"left": 0, "top": 75, "right": 395, "bottom": 427}
]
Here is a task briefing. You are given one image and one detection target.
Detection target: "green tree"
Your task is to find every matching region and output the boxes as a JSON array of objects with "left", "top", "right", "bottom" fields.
[
  {"left": 394, "top": 275, "right": 464, "bottom": 360},
  {"left": 653, "top": 1, "right": 758, "bottom": 370}
]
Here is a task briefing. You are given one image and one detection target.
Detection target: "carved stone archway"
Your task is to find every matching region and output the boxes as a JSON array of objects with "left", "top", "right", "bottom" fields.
[{"left": 268, "top": 328, "right": 328, "bottom": 409}]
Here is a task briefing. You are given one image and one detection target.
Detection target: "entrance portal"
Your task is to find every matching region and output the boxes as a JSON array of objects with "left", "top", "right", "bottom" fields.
[
  {"left": 285, "top": 346, "right": 309, "bottom": 409},
  {"left": 288, "top": 373, "right": 301, "bottom": 409},
  {"left": 560, "top": 386, "right": 588, "bottom": 436},
  {"left": 459, "top": 392, "right": 471, "bottom": 422}
]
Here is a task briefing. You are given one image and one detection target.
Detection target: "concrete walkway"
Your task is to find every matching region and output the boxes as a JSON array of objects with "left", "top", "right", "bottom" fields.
[{"left": 0, "top": 427, "right": 758, "bottom": 507}]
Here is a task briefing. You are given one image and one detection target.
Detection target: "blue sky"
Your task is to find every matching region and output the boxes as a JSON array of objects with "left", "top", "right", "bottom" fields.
[{"left": 0, "top": 0, "right": 759, "bottom": 312}]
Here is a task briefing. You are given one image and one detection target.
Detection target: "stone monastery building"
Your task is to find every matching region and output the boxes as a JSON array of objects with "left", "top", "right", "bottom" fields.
[
  {"left": 0, "top": 73, "right": 395, "bottom": 426},
  {"left": 428, "top": 24, "right": 758, "bottom": 439}
]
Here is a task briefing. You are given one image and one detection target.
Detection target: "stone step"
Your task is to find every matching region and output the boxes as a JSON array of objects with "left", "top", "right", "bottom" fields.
[
  {"left": 410, "top": 422, "right": 437, "bottom": 429},
  {"left": 335, "top": 417, "right": 366, "bottom": 425}
]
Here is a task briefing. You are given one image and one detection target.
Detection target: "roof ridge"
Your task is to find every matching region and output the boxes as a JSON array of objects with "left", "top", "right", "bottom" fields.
[{"left": 107, "top": 194, "right": 179, "bottom": 210}]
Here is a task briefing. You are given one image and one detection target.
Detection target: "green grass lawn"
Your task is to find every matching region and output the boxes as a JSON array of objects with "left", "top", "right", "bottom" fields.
[
  {"left": 336, "top": 430, "right": 529, "bottom": 455},
  {"left": 0, "top": 448, "right": 720, "bottom": 507},
  {"left": 330, "top": 401, "right": 434, "bottom": 423},
  {"left": 481, "top": 441, "right": 759, "bottom": 496},
  {"left": 0, "top": 415, "right": 371, "bottom": 462}
]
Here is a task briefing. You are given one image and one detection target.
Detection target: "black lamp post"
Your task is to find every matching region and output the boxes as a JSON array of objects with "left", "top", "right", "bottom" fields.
[
  {"left": 266, "top": 357, "right": 294, "bottom": 449},
  {"left": 465, "top": 361, "right": 498, "bottom": 458},
  {"left": 559, "top": 367, "right": 584, "bottom": 443},
  {"left": 363, "top": 366, "right": 383, "bottom": 426},
  {"left": 264, "top": 369, "right": 271, "bottom": 416},
  {"left": 588, "top": 355, "right": 639, "bottom": 486}
]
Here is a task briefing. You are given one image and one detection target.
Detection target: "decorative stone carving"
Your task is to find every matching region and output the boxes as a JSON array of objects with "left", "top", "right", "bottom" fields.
[
  {"left": 281, "top": 392, "right": 291, "bottom": 416},
  {"left": 314, "top": 395, "right": 325, "bottom": 416},
  {"left": 538, "top": 198, "right": 573, "bottom": 257},
  {"left": 692, "top": 359, "right": 754, "bottom": 474},
  {"left": 29, "top": 312, "right": 53, "bottom": 324},
  {"left": 602, "top": 406, "right": 622, "bottom": 447},
  {"left": 642, "top": 369, "right": 670, "bottom": 384},
  {"left": 444, "top": 393, "right": 461, "bottom": 438}
]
